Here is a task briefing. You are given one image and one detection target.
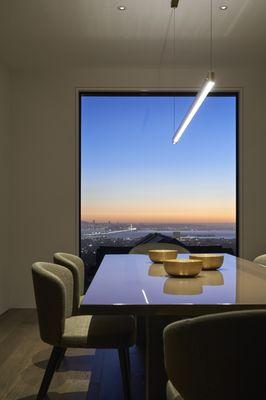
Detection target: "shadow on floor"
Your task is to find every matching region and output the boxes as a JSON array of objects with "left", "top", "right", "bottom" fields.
[
  {"left": 20, "top": 347, "right": 145, "bottom": 400},
  {"left": 17, "top": 392, "right": 88, "bottom": 400},
  {"left": 33, "top": 354, "right": 95, "bottom": 372}
]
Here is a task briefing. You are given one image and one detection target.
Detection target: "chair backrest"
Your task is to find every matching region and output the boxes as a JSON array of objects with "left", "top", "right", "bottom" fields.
[
  {"left": 164, "top": 310, "right": 266, "bottom": 400},
  {"left": 32, "top": 262, "right": 74, "bottom": 346},
  {"left": 53, "top": 252, "right": 85, "bottom": 313},
  {"left": 129, "top": 242, "right": 189, "bottom": 255},
  {"left": 254, "top": 254, "right": 266, "bottom": 266}
]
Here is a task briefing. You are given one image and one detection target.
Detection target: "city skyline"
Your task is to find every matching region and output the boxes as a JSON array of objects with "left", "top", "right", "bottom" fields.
[{"left": 81, "top": 95, "right": 236, "bottom": 224}]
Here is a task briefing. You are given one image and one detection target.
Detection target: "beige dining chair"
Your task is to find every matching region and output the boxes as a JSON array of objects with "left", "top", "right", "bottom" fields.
[
  {"left": 32, "top": 262, "right": 135, "bottom": 400},
  {"left": 53, "top": 252, "right": 85, "bottom": 314},
  {"left": 253, "top": 254, "right": 266, "bottom": 267},
  {"left": 129, "top": 242, "right": 189, "bottom": 255},
  {"left": 164, "top": 310, "right": 266, "bottom": 400}
]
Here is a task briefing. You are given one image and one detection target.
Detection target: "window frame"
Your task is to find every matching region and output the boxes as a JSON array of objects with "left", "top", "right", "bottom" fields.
[{"left": 78, "top": 90, "right": 239, "bottom": 257}]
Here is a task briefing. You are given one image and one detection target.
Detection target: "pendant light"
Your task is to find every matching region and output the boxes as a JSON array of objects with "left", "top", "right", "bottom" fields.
[{"left": 172, "top": 0, "right": 215, "bottom": 144}]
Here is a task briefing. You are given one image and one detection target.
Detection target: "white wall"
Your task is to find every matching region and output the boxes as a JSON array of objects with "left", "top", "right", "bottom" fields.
[
  {"left": 0, "top": 65, "right": 10, "bottom": 314},
  {"left": 9, "top": 66, "right": 266, "bottom": 308}
]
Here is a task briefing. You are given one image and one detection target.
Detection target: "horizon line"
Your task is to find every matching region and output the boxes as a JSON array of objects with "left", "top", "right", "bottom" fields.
[{"left": 81, "top": 219, "right": 235, "bottom": 224}]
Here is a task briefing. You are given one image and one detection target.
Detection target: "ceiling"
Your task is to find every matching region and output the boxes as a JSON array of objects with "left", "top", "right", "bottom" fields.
[{"left": 0, "top": 0, "right": 265, "bottom": 70}]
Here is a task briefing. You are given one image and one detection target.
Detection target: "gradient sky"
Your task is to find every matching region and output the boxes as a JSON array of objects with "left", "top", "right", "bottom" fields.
[{"left": 81, "top": 94, "right": 236, "bottom": 223}]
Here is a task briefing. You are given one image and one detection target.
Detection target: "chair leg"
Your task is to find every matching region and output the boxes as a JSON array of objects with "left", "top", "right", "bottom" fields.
[
  {"left": 55, "top": 347, "right": 67, "bottom": 370},
  {"left": 118, "top": 347, "right": 131, "bottom": 400},
  {"left": 37, "top": 346, "right": 65, "bottom": 400}
]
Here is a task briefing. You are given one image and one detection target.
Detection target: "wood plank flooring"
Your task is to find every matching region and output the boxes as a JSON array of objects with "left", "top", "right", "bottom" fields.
[{"left": 0, "top": 309, "right": 145, "bottom": 400}]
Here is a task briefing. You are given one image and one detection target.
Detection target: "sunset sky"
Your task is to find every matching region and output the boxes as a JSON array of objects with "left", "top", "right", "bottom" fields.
[{"left": 81, "top": 94, "right": 236, "bottom": 224}]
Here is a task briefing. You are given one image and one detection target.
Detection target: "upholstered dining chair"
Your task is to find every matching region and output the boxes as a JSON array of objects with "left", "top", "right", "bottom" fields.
[
  {"left": 53, "top": 252, "right": 85, "bottom": 314},
  {"left": 129, "top": 242, "right": 189, "bottom": 255},
  {"left": 254, "top": 254, "right": 266, "bottom": 267},
  {"left": 163, "top": 310, "right": 266, "bottom": 400},
  {"left": 32, "top": 262, "right": 135, "bottom": 400}
]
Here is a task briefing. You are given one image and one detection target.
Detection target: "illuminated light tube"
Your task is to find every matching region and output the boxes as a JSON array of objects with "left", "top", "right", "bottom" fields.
[
  {"left": 172, "top": 72, "right": 215, "bottom": 144},
  {"left": 142, "top": 289, "right": 149, "bottom": 304}
]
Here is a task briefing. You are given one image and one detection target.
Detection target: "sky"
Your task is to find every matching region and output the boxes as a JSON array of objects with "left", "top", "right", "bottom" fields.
[{"left": 81, "top": 94, "right": 236, "bottom": 224}]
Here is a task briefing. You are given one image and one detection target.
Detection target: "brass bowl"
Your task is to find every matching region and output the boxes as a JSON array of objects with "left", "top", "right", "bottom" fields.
[
  {"left": 163, "top": 259, "right": 202, "bottom": 277},
  {"left": 189, "top": 254, "right": 224, "bottom": 270},
  {"left": 148, "top": 249, "right": 178, "bottom": 263},
  {"left": 164, "top": 278, "right": 203, "bottom": 295}
]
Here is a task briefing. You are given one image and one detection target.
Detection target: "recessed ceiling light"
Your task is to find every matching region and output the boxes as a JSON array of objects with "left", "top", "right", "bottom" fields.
[
  {"left": 117, "top": 6, "right": 126, "bottom": 11},
  {"left": 219, "top": 5, "right": 228, "bottom": 10}
]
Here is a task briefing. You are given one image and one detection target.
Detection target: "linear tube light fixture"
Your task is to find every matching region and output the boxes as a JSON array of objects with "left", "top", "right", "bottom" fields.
[{"left": 172, "top": 71, "right": 215, "bottom": 144}]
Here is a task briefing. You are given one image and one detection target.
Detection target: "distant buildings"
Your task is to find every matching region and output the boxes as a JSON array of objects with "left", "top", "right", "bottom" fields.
[
  {"left": 80, "top": 221, "right": 236, "bottom": 270},
  {"left": 173, "top": 231, "right": 181, "bottom": 240}
]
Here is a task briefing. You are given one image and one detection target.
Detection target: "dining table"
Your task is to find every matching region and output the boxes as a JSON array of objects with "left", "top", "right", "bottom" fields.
[{"left": 80, "top": 253, "right": 266, "bottom": 400}]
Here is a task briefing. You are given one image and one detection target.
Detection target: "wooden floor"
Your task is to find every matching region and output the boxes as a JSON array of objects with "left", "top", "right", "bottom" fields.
[{"left": 0, "top": 309, "right": 145, "bottom": 400}]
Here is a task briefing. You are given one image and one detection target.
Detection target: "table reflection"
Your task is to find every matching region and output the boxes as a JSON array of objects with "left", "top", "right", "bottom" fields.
[
  {"left": 148, "top": 263, "right": 167, "bottom": 277},
  {"left": 164, "top": 277, "right": 203, "bottom": 295},
  {"left": 199, "top": 270, "right": 224, "bottom": 286}
]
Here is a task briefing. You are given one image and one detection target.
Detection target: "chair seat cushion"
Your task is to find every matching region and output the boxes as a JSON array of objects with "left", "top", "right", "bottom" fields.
[
  {"left": 167, "top": 381, "right": 183, "bottom": 400},
  {"left": 254, "top": 254, "right": 266, "bottom": 267},
  {"left": 61, "top": 315, "right": 136, "bottom": 348}
]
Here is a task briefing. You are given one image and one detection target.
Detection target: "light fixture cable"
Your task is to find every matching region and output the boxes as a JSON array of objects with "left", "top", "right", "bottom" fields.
[
  {"left": 210, "top": 0, "right": 213, "bottom": 71},
  {"left": 173, "top": 8, "right": 176, "bottom": 134},
  {"left": 158, "top": 9, "right": 174, "bottom": 87},
  {"left": 172, "top": 0, "right": 215, "bottom": 144}
]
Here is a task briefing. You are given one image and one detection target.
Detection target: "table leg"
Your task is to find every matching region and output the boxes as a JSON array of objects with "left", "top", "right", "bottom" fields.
[{"left": 145, "top": 316, "right": 186, "bottom": 400}]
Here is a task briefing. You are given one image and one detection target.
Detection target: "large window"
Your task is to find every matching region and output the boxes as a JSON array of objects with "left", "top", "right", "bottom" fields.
[{"left": 80, "top": 92, "right": 238, "bottom": 270}]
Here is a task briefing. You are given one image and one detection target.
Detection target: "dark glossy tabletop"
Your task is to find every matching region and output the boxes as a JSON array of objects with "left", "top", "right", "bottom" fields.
[{"left": 81, "top": 254, "right": 266, "bottom": 315}]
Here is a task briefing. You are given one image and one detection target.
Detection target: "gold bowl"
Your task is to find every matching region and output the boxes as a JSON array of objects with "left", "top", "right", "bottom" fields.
[
  {"left": 164, "top": 278, "right": 203, "bottom": 295},
  {"left": 163, "top": 259, "right": 202, "bottom": 277},
  {"left": 148, "top": 249, "right": 178, "bottom": 263},
  {"left": 189, "top": 254, "right": 224, "bottom": 270}
]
